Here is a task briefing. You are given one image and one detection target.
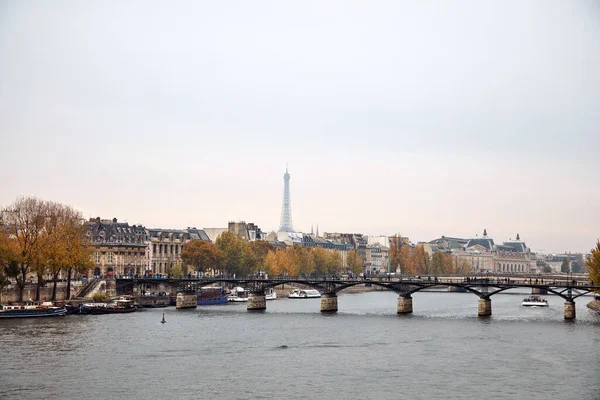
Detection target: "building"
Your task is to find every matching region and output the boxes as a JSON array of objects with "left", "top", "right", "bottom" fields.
[
  {"left": 85, "top": 218, "right": 148, "bottom": 277},
  {"left": 451, "top": 230, "right": 535, "bottom": 273},
  {"left": 366, "top": 244, "right": 390, "bottom": 274},
  {"left": 146, "top": 228, "right": 211, "bottom": 275},
  {"left": 228, "top": 221, "right": 265, "bottom": 241},
  {"left": 203, "top": 227, "right": 228, "bottom": 243}
]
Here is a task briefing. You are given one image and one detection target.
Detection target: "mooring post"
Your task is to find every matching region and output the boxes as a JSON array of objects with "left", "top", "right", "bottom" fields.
[
  {"left": 320, "top": 293, "right": 338, "bottom": 312},
  {"left": 247, "top": 292, "right": 266, "bottom": 311},
  {"left": 397, "top": 295, "right": 413, "bottom": 314},
  {"left": 478, "top": 298, "right": 492, "bottom": 317}
]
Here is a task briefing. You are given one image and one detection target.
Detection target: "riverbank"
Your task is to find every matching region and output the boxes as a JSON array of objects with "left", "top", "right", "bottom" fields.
[{"left": 587, "top": 300, "right": 600, "bottom": 312}]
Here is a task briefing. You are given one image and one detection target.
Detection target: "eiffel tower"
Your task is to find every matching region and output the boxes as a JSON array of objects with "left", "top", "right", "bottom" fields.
[{"left": 279, "top": 165, "right": 294, "bottom": 232}]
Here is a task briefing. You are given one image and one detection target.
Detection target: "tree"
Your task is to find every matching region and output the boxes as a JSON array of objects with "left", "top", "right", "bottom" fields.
[
  {"left": 430, "top": 251, "right": 445, "bottom": 275},
  {"left": 346, "top": 249, "right": 363, "bottom": 275},
  {"left": 1, "top": 197, "right": 50, "bottom": 302},
  {"left": 288, "top": 245, "right": 314, "bottom": 277},
  {"left": 561, "top": 257, "right": 570, "bottom": 273},
  {"left": 398, "top": 246, "right": 413, "bottom": 274},
  {"left": 170, "top": 265, "right": 184, "bottom": 278},
  {"left": 587, "top": 241, "right": 600, "bottom": 291},
  {"left": 0, "top": 228, "right": 20, "bottom": 293},
  {"left": 571, "top": 262, "right": 582, "bottom": 273},
  {"left": 215, "top": 231, "right": 253, "bottom": 277},
  {"left": 455, "top": 259, "right": 471, "bottom": 274},
  {"left": 312, "top": 247, "right": 330, "bottom": 277},
  {"left": 62, "top": 222, "right": 93, "bottom": 300},
  {"left": 412, "top": 245, "right": 429, "bottom": 274},
  {"left": 181, "top": 240, "right": 224, "bottom": 276},
  {"left": 389, "top": 235, "right": 405, "bottom": 272},
  {"left": 249, "top": 241, "right": 274, "bottom": 272},
  {"left": 325, "top": 251, "right": 343, "bottom": 276},
  {"left": 0, "top": 265, "right": 9, "bottom": 292},
  {"left": 264, "top": 248, "right": 291, "bottom": 276}
]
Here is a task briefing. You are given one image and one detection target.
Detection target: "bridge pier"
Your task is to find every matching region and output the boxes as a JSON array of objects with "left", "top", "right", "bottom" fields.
[
  {"left": 564, "top": 301, "right": 576, "bottom": 320},
  {"left": 478, "top": 298, "right": 492, "bottom": 317},
  {"left": 532, "top": 288, "right": 548, "bottom": 295},
  {"left": 247, "top": 293, "right": 266, "bottom": 311},
  {"left": 320, "top": 293, "right": 338, "bottom": 312},
  {"left": 397, "top": 295, "right": 413, "bottom": 314}
]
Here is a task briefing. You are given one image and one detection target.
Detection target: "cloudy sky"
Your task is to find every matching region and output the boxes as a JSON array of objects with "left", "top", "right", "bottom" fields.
[{"left": 1, "top": 1, "right": 599, "bottom": 253}]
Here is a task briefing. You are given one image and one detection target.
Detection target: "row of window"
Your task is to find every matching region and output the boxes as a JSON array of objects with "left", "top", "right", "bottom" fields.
[
  {"left": 152, "top": 244, "right": 180, "bottom": 256},
  {"left": 498, "top": 263, "right": 527, "bottom": 272},
  {"left": 94, "top": 252, "right": 145, "bottom": 264}
]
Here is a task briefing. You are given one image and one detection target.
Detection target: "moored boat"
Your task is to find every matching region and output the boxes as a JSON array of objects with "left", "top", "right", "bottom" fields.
[
  {"left": 0, "top": 301, "right": 67, "bottom": 318},
  {"left": 265, "top": 287, "right": 277, "bottom": 301},
  {"left": 228, "top": 287, "right": 249, "bottom": 302},
  {"left": 197, "top": 287, "right": 228, "bottom": 305},
  {"left": 288, "top": 289, "right": 321, "bottom": 299},
  {"left": 104, "top": 297, "right": 137, "bottom": 313},
  {"left": 522, "top": 295, "right": 548, "bottom": 307}
]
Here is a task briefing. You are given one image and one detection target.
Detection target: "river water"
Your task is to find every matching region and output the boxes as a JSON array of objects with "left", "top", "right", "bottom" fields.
[{"left": 1, "top": 290, "right": 599, "bottom": 400}]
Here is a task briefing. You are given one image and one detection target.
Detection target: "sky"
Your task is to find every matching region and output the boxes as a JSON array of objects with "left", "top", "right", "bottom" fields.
[{"left": 1, "top": 0, "right": 599, "bottom": 253}]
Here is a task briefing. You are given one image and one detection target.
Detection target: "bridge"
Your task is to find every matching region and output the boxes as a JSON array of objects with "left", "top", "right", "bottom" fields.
[{"left": 116, "top": 274, "right": 600, "bottom": 320}]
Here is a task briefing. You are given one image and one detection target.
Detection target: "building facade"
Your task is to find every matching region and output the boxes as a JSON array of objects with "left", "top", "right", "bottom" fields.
[
  {"left": 146, "top": 228, "right": 211, "bottom": 275},
  {"left": 452, "top": 230, "right": 535, "bottom": 273},
  {"left": 86, "top": 218, "right": 148, "bottom": 277}
]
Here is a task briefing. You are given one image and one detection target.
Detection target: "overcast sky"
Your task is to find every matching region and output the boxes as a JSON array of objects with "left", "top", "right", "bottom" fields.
[{"left": 1, "top": 1, "right": 599, "bottom": 253}]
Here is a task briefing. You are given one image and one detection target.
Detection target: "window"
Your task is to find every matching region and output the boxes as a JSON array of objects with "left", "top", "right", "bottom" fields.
[
  {"left": 107, "top": 252, "right": 113, "bottom": 264},
  {"left": 95, "top": 252, "right": 101, "bottom": 264}
]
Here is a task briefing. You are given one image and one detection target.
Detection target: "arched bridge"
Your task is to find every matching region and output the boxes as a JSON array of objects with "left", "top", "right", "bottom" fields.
[{"left": 116, "top": 274, "right": 600, "bottom": 320}]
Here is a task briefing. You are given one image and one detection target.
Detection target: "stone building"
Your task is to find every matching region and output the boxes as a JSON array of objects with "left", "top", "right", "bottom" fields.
[
  {"left": 228, "top": 221, "right": 265, "bottom": 241},
  {"left": 146, "top": 228, "right": 211, "bottom": 275},
  {"left": 365, "top": 244, "right": 390, "bottom": 274},
  {"left": 452, "top": 230, "right": 534, "bottom": 273},
  {"left": 86, "top": 218, "right": 148, "bottom": 277}
]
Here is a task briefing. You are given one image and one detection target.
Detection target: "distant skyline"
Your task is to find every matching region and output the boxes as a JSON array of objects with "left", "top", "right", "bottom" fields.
[{"left": 1, "top": 1, "right": 599, "bottom": 253}]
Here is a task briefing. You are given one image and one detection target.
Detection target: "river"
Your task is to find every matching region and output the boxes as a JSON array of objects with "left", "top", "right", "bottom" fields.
[{"left": 1, "top": 290, "right": 599, "bottom": 400}]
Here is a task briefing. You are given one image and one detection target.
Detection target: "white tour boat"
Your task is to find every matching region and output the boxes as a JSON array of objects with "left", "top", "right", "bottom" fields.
[
  {"left": 265, "top": 287, "right": 277, "bottom": 300},
  {"left": 522, "top": 295, "right": 549, "bottom": 307},
  {"left": 228, "top": 287, "right": 277, "bottom": 302},
  {"left": 228, "top": 287, "right": 249, "bottom": 302},
  {"left": 288, "top": 289, "right": 321, "bottom": 299}
]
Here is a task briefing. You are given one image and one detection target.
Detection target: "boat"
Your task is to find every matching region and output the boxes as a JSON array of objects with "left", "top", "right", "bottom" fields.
[
  {"left": 197, "top": 287, "right": 228, "bottom": 305},
  {"left": 288, "top": 289, "right": 321, "bottom": 299},
  {"left": 81, "top": 302, "right": 108, "bottom": 314},
  {"left": 522, "top": 296, "right": 549, "bottom": 307},
  {"left": 265, "top": 287, "right": 277, "bottom": 301},
  {"left": 227, "top": 287, "right": 277, "bottom": 302},
  {"left": 104, "top": 297, "right": 137, "bottom": 313},
  {"left": 228, "top": 287, "right": 249, "bottom": 302},
  {"left": 0, "top": 301, "right": 67, "bottom": 318}
]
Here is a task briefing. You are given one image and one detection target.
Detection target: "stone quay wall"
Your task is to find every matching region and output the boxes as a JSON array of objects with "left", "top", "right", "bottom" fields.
[
  {"left": 587, "top": 300, "right": 600, "bottom": 313},
  {"left": 1, "top": 281, "right": 85, "bottom": 303}
]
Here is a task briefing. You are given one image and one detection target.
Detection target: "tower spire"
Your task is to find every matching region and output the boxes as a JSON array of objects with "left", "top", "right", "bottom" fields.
[{"left": 279, "top": 165, "right": 294, "bottom": 232}]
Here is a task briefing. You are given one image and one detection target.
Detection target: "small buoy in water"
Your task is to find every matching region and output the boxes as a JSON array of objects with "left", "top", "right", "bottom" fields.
[{"left": 161, "top": 313, "right": 166, "bottom": 324}]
